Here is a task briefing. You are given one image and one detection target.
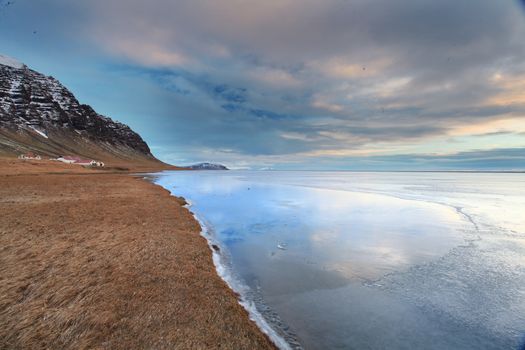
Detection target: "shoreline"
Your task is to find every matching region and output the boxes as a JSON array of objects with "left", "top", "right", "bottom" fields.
[
  {"left": 149, "top": 171, "right": 301, "bottom": 349},
  {"left": 152, "top": 181, "right": 293, "bottom": 350},
  {"left": 0, "top": 158, "right": 276, "bottom": 349}
]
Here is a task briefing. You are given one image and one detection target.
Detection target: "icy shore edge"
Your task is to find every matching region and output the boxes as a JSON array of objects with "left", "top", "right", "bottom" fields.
[
  {"left": 148, "top": 176, "right": 291, "bottom": 350},
  {"left": 188, "top": 204, "right": 292, "bottom": 350}
]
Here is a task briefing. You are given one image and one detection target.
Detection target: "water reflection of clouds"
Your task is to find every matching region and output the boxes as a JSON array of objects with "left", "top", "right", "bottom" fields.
[
  {"left": 155, "top": 170, "right": 525, "bottom": 349},
  {"left": 220, "top": 227, "right": 244, "bottom": 244},
  {"left": 159, "top": 171, "right": 469, "bottom": 281},
  {"left": 233, "top": 171, "right": 525, "bottom": 234},
  {"left": 156, "top": 171, "right": 524, "bottom": 281},
  {"left": 310, "top": 229, "right": 339, "bottom": 243},
  {"left": 283, "top": 188, "right": 465, "bottom": 277}
]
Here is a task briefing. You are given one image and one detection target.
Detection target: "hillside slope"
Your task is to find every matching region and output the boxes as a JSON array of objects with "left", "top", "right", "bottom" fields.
[{"left": 0, "top": 54, "right": 164, "bottom": 167}]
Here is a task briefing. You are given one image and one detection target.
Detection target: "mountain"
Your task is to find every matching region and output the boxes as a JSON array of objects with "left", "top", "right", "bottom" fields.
[
  {"left": 0, "top": 54, "right": 161, "bottom": 165},
  {"left": 189, "top": 163, "right": 229, "bottom": 170}
]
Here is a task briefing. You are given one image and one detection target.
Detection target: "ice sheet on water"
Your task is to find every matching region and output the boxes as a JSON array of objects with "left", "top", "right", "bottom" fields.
[
  {"left": 152, "top": 170, "right": 525, "bottom": 350},
  {"left": 373, "top": 234, "right": 525, "bottom": 348}
]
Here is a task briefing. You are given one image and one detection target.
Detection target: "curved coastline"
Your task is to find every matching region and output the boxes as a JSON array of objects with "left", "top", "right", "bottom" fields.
[
  {"left": 0, "top": 159, "right": 278, "bottom": 349},
  {"left": 151, "top": 181, "right": 293, "bottom": 350}
]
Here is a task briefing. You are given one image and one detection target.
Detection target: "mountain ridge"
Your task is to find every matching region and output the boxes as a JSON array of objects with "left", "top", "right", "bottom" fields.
[
  {"left": 189, "top": 162, "right": 229, "bottom": 170},
  {"left": 0, "top": 55, "right": 163, "bottom": 166}
]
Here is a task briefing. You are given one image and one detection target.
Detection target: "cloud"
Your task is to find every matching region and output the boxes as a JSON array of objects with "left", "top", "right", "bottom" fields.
[{"left": 1, "top": 0, "right": 525, "bottom": 169}]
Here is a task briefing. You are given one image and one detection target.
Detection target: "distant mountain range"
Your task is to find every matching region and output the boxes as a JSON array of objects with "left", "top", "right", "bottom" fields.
[
  {"left": 0, "top": 54, "right": 160, "bottom": 164},
  {"left": 189, "top": 163, "right": 228, "bottom": 170}
]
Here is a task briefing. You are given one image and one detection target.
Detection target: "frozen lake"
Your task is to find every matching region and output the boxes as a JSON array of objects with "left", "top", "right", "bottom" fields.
[{"left": 153, "top": 171, "right": 525, "bottom": 349}]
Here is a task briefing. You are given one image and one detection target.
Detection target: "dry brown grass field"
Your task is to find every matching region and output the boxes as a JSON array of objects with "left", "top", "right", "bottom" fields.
[{"left": 0, "top": 158, "right": 275, "bottom": 349}]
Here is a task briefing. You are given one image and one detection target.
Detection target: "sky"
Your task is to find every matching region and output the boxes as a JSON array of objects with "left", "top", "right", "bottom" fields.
[{"left": 1, "top": 0, "right": 525, "bottom": 170}]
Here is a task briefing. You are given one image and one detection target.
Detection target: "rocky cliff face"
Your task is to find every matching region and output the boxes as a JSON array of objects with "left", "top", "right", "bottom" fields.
[{"left": 0, "top": 55, "right": 156, "bottom": 161}]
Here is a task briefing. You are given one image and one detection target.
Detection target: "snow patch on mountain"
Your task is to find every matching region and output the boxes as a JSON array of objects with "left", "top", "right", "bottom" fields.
[
  {"left": 0, "top": 54, "right": 24, "bottom": 69},
  {"left": 0, "top": 55, "right": 154, "bottom": 157},
  {"left": 28, "top": 125, "right": 49, "bottom": 139}
]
